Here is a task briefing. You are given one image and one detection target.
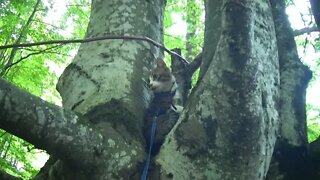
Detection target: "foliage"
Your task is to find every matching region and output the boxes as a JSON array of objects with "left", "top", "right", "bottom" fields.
[
  {"left": 307, "top": 104, "right": 320, "bottom": 142},
  {"left": 164, "top": 0, "right": 186, "bottom": 54},
  {"left": 164, "top": 0, "right": 204, "bottom": 56},
  {"left": 0, "top": 130, "right": 39, "bottom": 179},
  {"left": 164, "top": 0, "right": 204, "bottom": 86},
  {"left": 0, "top": 0, "right": 90, "bottom": 179},
  {"left": 60, "top": 0, "right": 90, "bottom": 39}
]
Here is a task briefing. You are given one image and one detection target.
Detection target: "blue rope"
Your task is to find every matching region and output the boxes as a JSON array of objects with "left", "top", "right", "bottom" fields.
[
  {"left": 141, "top": 116, "right": 157, "bottom": 180},
  {"left": 141, "top": 106, "right": 160, "bottom": 180}
]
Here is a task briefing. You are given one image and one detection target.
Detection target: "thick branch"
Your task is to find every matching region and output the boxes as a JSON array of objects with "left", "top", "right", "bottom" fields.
[
  {"left": 171, "top": 50, "right": 202, "bottom": 105},
  {"left": 0, "top": 78, "right": 104, "bottom": 168},
  {"left": 0, "top": 35, "right": 190, "bottom": 65},
  {"left": 6, "top": 45, "right": 63, "bottom": 70},
  {"left": 186, "top": 52, "right": 202, "bottom": 77},
  {"left": 294, "top": 27, "right": 320, "bottom": 36}
]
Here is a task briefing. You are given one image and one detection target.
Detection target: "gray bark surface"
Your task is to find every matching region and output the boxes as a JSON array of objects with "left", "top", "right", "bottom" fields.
[
  {"left": 39, "top": 0, "right": 165, "bottom": 179},
  {"left": 157, "top": 1, "right": 279, "bottom": 179},
  {"left": 266, "top": 0, "right": 312, "bottom": 179}
]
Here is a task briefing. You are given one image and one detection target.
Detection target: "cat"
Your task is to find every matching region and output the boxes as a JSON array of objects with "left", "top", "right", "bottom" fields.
[
  {"left": 144, "top": 58, "right": 181, "bottom": 155},
  {"left": 149, "top": 59, "right": 178, "bottom": 94}
]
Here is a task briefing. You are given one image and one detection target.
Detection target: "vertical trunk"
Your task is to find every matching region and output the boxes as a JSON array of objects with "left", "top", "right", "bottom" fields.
[
  {"left": 266, "top": 0, "right": 312, "bottom": 179},
  {"left": 57, "top": 0, "right": 165, "bottom": 126},
  {"left": 157, "top": 1, "right": 279, "bottom": 179},
  {"left": 171, "top": 48, "right": 189, "bottom": 106},
  {"left": 36, "top": 1, "right": 166, "bottom": 179},
  {"left": 199, "top": 0, "right": 223, "bottom": 80}
]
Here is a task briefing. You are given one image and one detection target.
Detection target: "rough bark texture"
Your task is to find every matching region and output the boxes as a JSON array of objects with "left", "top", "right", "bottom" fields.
[
  {"left": 270, "top": 0, "right": 312, "bottom": 147},
  {"left": 157, "top": 1, "right": 279, "bottom": 179},
  {"left": 39, "top": 0, "right": 165, "bottom": 179},
  {"left": 0, "top": 78, "right": 146, "bottom": 179},
  {"left": 0, "top": 79, "right": 103, "bottom": 168},
  {"left": 171, "top": 49, "right": 202, "bottom": 106},
  {"left": 266, "top": 0, "right": 312, "bottom": 179},
  {"left": 57, "top": 0, "right": 164, "bottom": 129},
  {"left": 199, "top": 0, "right": 223, "bottom": 80},
  {"left": 171, "top": 49, "right": 189, "bottom": 106}
]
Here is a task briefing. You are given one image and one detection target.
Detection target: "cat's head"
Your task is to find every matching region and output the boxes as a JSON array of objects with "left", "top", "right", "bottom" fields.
[{"left": 149, "top": 59, "right": 176, "bottom": 93}]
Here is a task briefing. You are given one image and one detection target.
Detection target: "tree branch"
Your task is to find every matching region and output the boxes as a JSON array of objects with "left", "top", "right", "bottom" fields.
[
  {"left": 186, "top": 52, "right": 202, "bottom": 78},
  {"left": 293, "top": 27, "right": 320, "bottom": 36},
  {"left": 0, "top": 78, "right": 105, "bottom": 168},
  {"left": 5, "top": 45, "right": 63, "bottom": 70},
  {"left": 0, "top": 39, "right": 9, "bottom": 64},
  {"left": 0, "top": 35, "right": 190, "bottom": 65},
  {"left": 32, "top": 19, "right": 60, "bottom": 29},
  {"left": 171, "top": 49, "right": 203, "bottom": 105}
]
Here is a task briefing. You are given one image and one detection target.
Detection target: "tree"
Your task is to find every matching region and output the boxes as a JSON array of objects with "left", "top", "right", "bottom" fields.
[
  {"left": 0, "top": 0, "right": 314, "bottom": 180},
  {"left": 160, "top": 0, "right": 279, "bottom": 178}
]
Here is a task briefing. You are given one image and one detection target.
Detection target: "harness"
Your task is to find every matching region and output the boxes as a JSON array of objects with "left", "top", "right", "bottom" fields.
[{"left": 141, "top": 84, "right": 176, "bottom": 180}]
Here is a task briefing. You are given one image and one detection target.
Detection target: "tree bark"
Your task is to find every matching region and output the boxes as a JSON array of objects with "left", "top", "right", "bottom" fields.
[
  {"left": 266, "top": 0, "right": 312, "bottom": 179},
  {"left": 40, "top": 0, "right": 165, "bottom": 179},
  {"left": 0, "top": 78, "right": 106, "bottom": 168},
  {"left": 157, "top": 0, "right": 279, "bottom": 179},
  {"left": 199, "top": 0, "right": 223, "bottom": 80}
]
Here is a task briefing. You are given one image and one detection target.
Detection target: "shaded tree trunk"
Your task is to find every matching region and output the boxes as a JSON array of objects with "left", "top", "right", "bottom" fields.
[
  {"left": 156, "top": 0, "right": 279, "bottom": 179},
  {"left": 266, "top": 0, "right": 312, "bottom": 179}
]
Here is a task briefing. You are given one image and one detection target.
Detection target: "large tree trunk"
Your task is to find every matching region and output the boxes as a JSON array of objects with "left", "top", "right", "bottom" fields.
[
  {"left": 38, "top": 0, "right": 166, "bottom": 179},
  {"left": 156, "top": 0, "right": 279, "bottom": 179},
  {"left": 266, "top": 0, "right": 312, "bottom": 179}
]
